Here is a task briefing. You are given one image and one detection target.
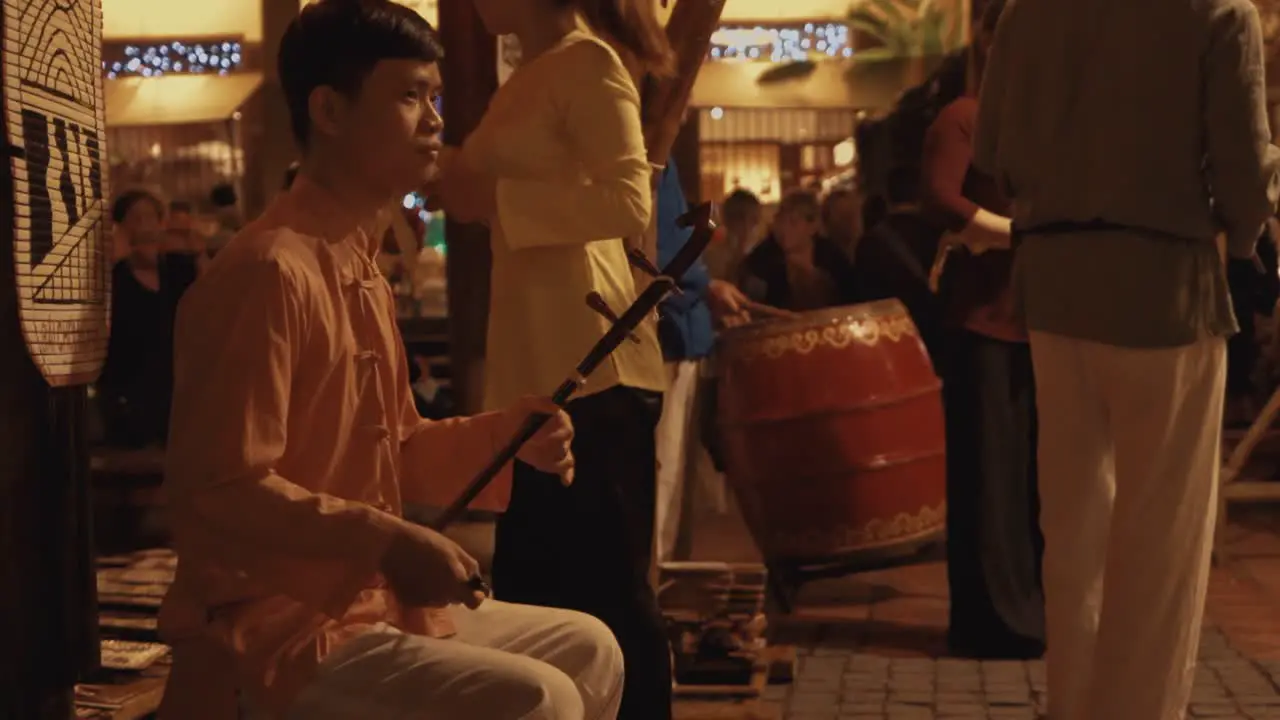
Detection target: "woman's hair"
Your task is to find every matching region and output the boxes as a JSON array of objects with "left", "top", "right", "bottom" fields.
[
  {"left": 278, "top": 0, "right": 444, "bottom": 147},
  {"left": 979, "top": 0, "right": 1007, "bottom": 35},
  {"left": 209, "top": 183, "right": 238, "bottom": 208},
  {"left": 111, "top": 189, "right": 165, "bottom": 225},
  {"left": 565, "top": 0, "right": 674, "bottom": 76},
  {"left": 861, "top": 194, "right": 888, "bottom": 231},
  {"left": 722, "top": 189, "right": 761, "bottom": 225}
]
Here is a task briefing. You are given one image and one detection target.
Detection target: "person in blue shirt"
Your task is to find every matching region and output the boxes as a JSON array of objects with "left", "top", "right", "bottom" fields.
[
  {"left": 652, "top": 158, "right": 751, "bottom": 562},
  {"left": 655, "top": 161, "right": 715, "bottom": 363}
]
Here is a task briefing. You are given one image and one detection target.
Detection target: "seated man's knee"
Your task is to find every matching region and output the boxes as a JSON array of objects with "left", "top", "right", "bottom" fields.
[
  {"left": 502, "top": 661, "right": 585, "bottom": 720},
  {"left": 551, "top": 610, "right": 624, "bottom": 711}
]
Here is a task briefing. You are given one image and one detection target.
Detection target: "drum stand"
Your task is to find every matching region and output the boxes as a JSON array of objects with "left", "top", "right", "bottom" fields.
[{"left": 762, "top": 533, "right": 945, "bottom": 614}]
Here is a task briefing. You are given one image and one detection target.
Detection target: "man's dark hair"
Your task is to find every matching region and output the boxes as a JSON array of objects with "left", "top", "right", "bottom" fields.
[
  {"left": 722, "top": 189, "right": 761, "bottom": 225},
  {"left": 111, "top": 189, "right": 164, "bottom": 225},
  {"left": 209, "top": 183, "right": 238, "bottom": 208},
  {"left": 979, "top": 0, "right": 1008, "bottom": 34},
  {"left": 861, "top": 194, "right": 889, "bottom": 230},
  {"left": 278, "top": 0, "right": 444, "bottom": 148},
  {"left": 777, "top": 189, "right": 822, "bottom": 222}
]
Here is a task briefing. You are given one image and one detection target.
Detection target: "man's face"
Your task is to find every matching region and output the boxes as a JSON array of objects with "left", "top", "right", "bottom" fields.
[
  {"left": 122, "top": 197, "right": 164, "bottom": 268},
  {"left": 725, "top": 206, "right": 761, "bottom": 246},
  {"left": 774, "top": 207, "right": 820, "bottom": 254},
  {"left": 123, "top": 197, "right": 163, "bottom": 238},
  {"left": 128, "top": 223, "right": 162, "bottom": 268},
  {"left": 334, "top": 59, "right": 444, "bottom": 197}
]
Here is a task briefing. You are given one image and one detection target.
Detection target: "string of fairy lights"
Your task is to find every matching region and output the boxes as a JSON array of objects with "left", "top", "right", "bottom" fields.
[
  {"left": 708, "top": 23, "right": 853, "bottom": 63},
  {"left": 96, "top": 22, "right": 854, "bottom": 257},
  {"left": 103, "top": 40, "right": 244, "bottom": 79},
  {"left": 100, "top": 22, "right": 851, "bottom": 79}
]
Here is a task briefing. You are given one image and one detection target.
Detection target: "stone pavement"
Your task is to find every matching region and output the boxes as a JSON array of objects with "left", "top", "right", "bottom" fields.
[
  {"left": 760, "top": 629, "right": 1280, "bottom": 719},
  {"left": 686, "top": 505, "right": 1280, "bottom": 720}
]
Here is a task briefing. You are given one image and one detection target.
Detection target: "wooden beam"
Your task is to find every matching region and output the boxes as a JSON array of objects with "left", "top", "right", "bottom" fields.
[
  {"left": 673, "top": 113, "right": 702, "bottom": 204},
  {"left": 0, "top": 229, "right": 97, "bottom": 720},
  {"left": 438, "top": 0, "right": 498, "bottom": 414},
  {"left": 244, "top": 0, "right": 302, "bottom": 220}
]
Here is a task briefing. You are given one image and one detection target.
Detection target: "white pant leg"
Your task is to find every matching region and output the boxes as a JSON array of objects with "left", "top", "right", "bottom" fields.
[
  {"left": 283, "top": 601, "right": 623, "bottom": 720},
  {"left": 1029, "top": 331, "right": 1117, "bottom": 720},
  {"left": 451, "top": 601, "right": 624, "bottom": 720},
  {"left": 690, "top": 364, "right": 729, "bottom": 516},
  {"left": 654, "top": 360, "right": 700, "bottom": 564},
  {"left": 1087, "top": 337, "right": 1225, "bottom": 720}
]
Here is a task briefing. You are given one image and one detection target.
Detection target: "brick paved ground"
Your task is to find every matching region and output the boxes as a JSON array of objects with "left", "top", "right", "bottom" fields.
[
  {"left": 755, "top": 630, "right": 1280, "bottom": 719},
  {"left": 686, "top": 504, "right": 1280, "bottom": 719}
]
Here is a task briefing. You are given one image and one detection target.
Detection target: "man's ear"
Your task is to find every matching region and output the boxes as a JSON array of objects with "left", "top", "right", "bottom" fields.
[{"left": 307, "top": 86, "right": 348, "bottom": 141}]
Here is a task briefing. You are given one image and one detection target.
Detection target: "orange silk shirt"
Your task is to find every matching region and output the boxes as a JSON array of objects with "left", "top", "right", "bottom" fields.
[{"left": 156, "top": 175, "right": 513, "bottom": 719}]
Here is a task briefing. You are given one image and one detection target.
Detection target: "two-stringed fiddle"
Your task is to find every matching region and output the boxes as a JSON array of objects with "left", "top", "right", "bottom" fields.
[{"left": 431, "top": 203, "right": 718, "bottom": 533}]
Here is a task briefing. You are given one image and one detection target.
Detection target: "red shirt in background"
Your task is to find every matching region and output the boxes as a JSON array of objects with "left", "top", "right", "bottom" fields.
[{"left": 921, "top": 96, "right": 1025, "bottom": 343}]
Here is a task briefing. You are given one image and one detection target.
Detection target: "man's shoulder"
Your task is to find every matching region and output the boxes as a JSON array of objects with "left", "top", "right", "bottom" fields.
[
  {"left": 215, "top": 220, "right": 328, "bottom": 276},
  {"left": 190, "top": 223, "right": 330, "bottom": 309}
]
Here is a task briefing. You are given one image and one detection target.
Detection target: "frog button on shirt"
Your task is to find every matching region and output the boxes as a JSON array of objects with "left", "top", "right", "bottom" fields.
[{"left": 157, "top": 175, "right": 516, "bottom": 720}]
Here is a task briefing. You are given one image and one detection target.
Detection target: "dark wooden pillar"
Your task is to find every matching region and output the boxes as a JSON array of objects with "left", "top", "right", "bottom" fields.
[
  {"left": 672, "top": 112, "right": 701, "bottom": 204},
  {"left": 0, "top": 260, "right": 98, "bottom": 720},
  {"left": 245, "top": 0, "right": 302, "bottom": 220},
  {"left": 438, "top": 0, "right": 497, "bottom": 414}
]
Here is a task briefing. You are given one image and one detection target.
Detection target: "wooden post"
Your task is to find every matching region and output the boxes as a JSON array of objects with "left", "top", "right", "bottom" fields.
[
  {"left": 0, "top": 0, "right": 104, "bottom": 712},
  {"left": 438, "top": 0, "right": 497, "bottom": 414},
  {"left": 244, "top": 0, "right": 302, "bottom": 220},
  {"left": 0, "top": 252, "right": 98, "bottom": 720},
  {"left": 672, "top": 113, "right": 701, "bottom": 204}
]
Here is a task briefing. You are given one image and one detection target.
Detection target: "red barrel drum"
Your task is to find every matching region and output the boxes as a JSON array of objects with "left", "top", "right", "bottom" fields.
[{"left": 716, "top": 300, "right": 946, "bottom": 570}]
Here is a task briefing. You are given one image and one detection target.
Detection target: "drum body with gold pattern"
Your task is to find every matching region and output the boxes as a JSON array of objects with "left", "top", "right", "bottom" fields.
[{"left": 716, "top": 299, "right": 946, "bottom": 569}]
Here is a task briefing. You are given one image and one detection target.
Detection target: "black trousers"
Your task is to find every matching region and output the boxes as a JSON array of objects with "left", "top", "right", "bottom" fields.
[
  {"left": 493, "top": 386, "right": 672, "bottom": 720},
  {"left": 942, "top": 329, "right": 1046, "bottom": 657}
]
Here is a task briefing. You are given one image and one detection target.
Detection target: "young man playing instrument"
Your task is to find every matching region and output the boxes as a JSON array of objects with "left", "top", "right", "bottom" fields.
[
  {"left": 974, "top": 0, "right": 1280, "bottom": 716},
  {"left": 157, "top": 2, "right": 624, "bottom": 719}
]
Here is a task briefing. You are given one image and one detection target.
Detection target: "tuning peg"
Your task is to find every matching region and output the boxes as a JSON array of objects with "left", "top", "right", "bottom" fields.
[
  {"left": 586, "top": 292, "right": 641, "bottom": 344},
  {"left": 627, "top": 249, "right": 682, "bottom": 296},
  {"left": 627, "top": 249, "right": 662, "bottom": 277}
]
